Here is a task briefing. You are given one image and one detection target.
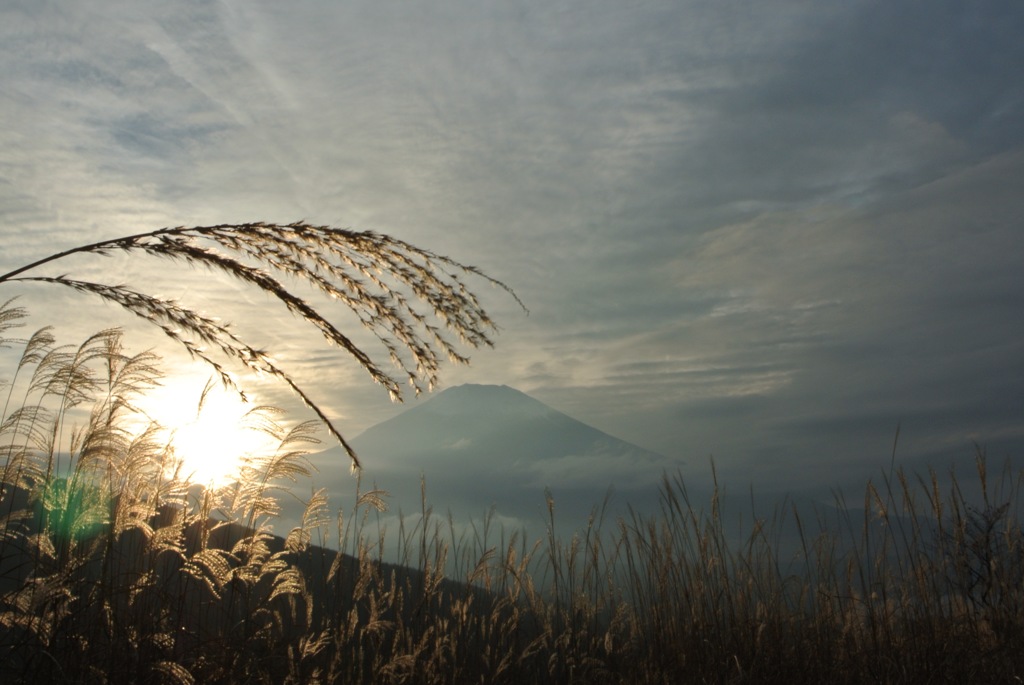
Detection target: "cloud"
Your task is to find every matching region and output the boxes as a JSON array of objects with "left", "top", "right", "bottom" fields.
[
  {"left": 1, "top": 0, "right": 1022, "bottom": 513},
  {"left": 522, "top": 446, "right": 677, "bottom": 491}
]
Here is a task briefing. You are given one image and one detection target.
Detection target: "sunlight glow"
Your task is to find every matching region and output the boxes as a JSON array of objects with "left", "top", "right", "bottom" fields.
[{"left": 135, "top": 377, "right": 281, "bottom": 488}]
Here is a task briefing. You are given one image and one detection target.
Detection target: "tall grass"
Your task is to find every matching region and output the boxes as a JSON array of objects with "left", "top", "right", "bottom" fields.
[
  {"left": 2, "top": 314, "right": 1022, "bottom": 683},
  {"left": 0, "top": 223, "right": 525, "bottom": 469}
]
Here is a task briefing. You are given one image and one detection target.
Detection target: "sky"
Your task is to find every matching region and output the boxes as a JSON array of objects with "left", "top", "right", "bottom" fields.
[{"left": 1, "top": 0, "right": 1023, "bottom": 526}]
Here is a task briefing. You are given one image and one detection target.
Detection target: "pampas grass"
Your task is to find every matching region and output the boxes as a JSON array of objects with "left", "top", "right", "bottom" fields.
[
  {"left": 0, "top": 222, "right": 525, "bottom": 469},
  {"left": 2, "top": 236, "right": 1023, "bottom": 682},
  {"left": 2, "top": 311, "right": 1021, "bottom": 683}
]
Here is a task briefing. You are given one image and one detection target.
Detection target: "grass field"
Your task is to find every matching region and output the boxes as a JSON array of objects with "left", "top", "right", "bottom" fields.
[{"left": 2, "top": 318, "right": 1023, "bottom": 684}]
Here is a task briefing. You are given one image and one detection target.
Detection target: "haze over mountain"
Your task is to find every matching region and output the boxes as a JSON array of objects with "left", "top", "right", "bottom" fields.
[
  {"left": 355, "top": 384, "right": 674, "bottom": 486},
  {"left": 303, "top": 384, "right": 682, "bottom": 544},
  {"left": 295, "top": 384, "right": 913, "bottom": 562}
]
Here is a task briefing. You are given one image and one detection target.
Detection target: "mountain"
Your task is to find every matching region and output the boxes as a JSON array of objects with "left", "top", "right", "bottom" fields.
[
  {"left": 289, "top": 386, "right": 933, "bottom": 567},
  {"left": 351, "top": 384, "right": 674, "bottom": 488},
  {"left": 304, "top": 384, "right": 680, "bottom": 542}
]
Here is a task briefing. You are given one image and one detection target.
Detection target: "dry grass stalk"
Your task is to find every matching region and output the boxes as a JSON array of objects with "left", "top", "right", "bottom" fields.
[
  {"left": 0, "top": 222, "right": 524, "bottom": 469},
  {"left": 3, "top": 305, "right": 1024, "bottom": 684}
]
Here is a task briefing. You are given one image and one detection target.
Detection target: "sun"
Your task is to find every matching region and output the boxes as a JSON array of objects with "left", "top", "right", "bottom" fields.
[{"left": 135, "top": 377, "right": 281, "bottom": 488}]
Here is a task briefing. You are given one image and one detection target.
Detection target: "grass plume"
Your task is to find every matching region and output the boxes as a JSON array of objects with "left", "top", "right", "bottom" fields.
[
  {"left": 0, "top": 222, "right": 525, "bottom": 469},
  {"left": 2, "top": 309, "right": 1022, "bottom": 683}
]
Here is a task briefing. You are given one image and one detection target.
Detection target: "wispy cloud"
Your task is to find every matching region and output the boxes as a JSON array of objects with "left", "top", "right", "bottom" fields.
[{"left": 1, "top": 0, "right": 1022, "bottom": 516}]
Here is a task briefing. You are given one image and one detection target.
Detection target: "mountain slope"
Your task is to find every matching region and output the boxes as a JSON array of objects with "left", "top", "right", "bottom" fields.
[
  {"left": 347, "top": 384, "right": 675, "bottom": 490},
  {"left": 304, "top": 384, "right": 679, "bottom": 540}
]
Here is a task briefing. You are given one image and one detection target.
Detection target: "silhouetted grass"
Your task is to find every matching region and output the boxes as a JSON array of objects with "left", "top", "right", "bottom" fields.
[
  {"left": 0, "top": 223, "right": 525, "bottom": 469},
  {"left": 2, "top": 313, "right": 1023, "bottom": 684}
]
